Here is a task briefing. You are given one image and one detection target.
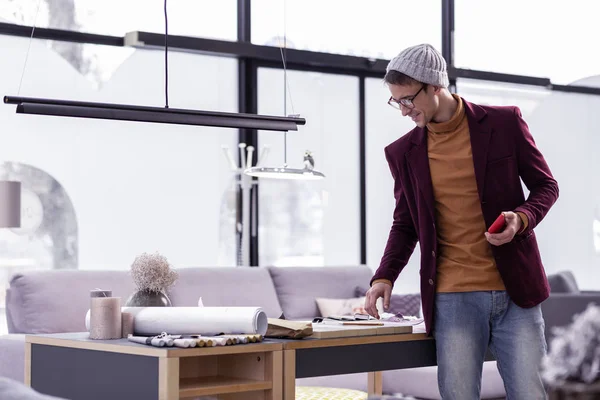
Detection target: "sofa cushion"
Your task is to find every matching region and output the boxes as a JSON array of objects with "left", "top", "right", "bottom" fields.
[
  {"left": 7, "top": 270, "right": 135, "bottom": 334},
  {"left": 7, "top": 267, "right": 284, "bottom": 334},
  {"left": 268, "top": 266, "right": 373, "bottom": 319},
  {"left": 547, "top": 271, "right": 579, "bottom": 293},
  {"left": 167, "top": 267, "right": 283, "bottom": 318}
]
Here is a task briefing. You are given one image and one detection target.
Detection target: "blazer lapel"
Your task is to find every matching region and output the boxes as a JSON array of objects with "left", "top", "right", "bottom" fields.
[
  {"left": 405, "top": 127, "right": 435, "bottom": 222},
  {"left": 463, "top": 99, "right": 491, "bottom": 201}
]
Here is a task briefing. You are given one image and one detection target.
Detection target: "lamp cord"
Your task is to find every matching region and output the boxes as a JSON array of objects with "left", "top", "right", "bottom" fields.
[
  {"left": 164, "top": 0, "right": 169, "bottom": 108},
  {"left": 17, "top": 0, "right": 43, "bottom": 96},
  {"left": 278, "top": 0, "right": 295, "bottom": 165}
]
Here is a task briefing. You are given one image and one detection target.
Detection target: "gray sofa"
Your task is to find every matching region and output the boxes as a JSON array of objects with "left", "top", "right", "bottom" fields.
[
  {"left": 542, "top": 270, "right": 600, "bottom": 342},
  {"left": 1, "top": 266, "right": 594, "bottom": 399}
]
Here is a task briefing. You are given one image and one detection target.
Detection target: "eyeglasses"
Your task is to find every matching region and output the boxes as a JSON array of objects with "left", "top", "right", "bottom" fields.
[{"left": 388, "top": 84, "right": 425, "bottom": 110}]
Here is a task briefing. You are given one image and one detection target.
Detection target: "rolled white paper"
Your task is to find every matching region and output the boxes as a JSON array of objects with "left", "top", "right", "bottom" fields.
[
  {"left": 173, "top": 338, "right": 197, "bottom": 348},
  {"left": 128, "top": 335, "right": 169, "bottom": 347},
  {"left": 85, "top": 307, "right": 268, "bottom": 337}
]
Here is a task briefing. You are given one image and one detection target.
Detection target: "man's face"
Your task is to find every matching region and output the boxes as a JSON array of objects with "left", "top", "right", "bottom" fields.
[{"left": 388, "top": 82, "right": 439, "bottom": 128}]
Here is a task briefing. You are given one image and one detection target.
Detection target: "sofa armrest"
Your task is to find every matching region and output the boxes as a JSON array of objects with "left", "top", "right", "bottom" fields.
[
  {"left": 581, "top": 290, "right": 600, "bottom": 295},
  {"left": 0, "top": 334, "right": 26, "bottom": 383},
  {"left": 541, "top": 293, "right": 600, "bottom": 343}
]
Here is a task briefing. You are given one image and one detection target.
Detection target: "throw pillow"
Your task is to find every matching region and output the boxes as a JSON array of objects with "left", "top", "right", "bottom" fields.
[
  {"left": 355, "top": 286, "right": 421, "bottom": 317},
  {"left": 315, "top": 296, "right": 383, "bottom": 318}
]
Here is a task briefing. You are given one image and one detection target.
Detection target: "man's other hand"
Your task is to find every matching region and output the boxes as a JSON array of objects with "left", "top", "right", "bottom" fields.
[
  {"left": 364, "top": 282, "right": 392, "bottom": 319},
  {"left": 485, "top": 211, "right": 522, "bottom": 246}
]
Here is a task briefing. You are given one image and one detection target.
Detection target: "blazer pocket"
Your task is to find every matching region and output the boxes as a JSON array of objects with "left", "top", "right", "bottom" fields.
[{"left": 515, "top": 229, "right": 534, "bottom": 244}]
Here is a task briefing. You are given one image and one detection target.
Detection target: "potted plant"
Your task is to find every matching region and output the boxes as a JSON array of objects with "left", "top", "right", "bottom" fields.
[
  {"left": 125, "top": 252, "right": 178, "bottom": 307},
  {"left": 541, "top": 303, "right": 600, "bottom": 399}
]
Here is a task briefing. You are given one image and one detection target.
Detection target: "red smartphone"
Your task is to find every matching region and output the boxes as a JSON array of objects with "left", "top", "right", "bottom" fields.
[{"left": 488, "top": 214, "right": 506, "bottom": 234}]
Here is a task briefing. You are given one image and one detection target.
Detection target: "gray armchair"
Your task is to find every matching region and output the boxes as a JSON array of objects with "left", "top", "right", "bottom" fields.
[{"left": 541, "top": 271, "right": 600, "bottom": 343}]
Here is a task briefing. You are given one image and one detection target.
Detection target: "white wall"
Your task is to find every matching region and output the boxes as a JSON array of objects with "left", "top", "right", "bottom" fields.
[{"left": 0, "top": 35, "right": 238, "bottom": 271}]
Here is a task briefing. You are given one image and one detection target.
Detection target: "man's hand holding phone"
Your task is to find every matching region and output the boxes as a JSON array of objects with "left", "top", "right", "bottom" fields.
[{"left": 485, "top": 211, "right": 522, "bottom": 246}]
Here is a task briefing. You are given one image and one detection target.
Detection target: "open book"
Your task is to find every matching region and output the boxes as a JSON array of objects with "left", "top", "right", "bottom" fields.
[
  {"left": 318, "top": 312, "right": 423, "bottom": 326},
  {"left": 324, "top": 313, "right": 375, "bottom": 321}
]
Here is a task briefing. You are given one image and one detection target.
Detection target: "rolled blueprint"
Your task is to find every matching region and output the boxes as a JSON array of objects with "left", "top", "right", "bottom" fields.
[{"left": 85, "top": 307, "right": 268, "bottom": 337}]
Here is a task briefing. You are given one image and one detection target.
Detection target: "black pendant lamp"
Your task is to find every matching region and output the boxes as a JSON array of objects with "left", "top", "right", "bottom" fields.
[{"left": 3, "top": 1, "right": 305, "bottom": 133}]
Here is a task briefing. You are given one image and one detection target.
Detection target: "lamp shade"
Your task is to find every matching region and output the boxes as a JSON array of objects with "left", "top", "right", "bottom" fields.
[{"left": 0, "top": 181, "right": 21, "bottom": 228}]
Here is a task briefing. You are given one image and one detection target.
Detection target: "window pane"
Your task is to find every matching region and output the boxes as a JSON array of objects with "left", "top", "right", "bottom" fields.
[
  {"left": 0, "top": 34, "right": 238, "bottom": 333},
  {"left": 252, "top": 0, "right": 441, "bottom": 59},
  {"left": 455, "top": 0, "right": 600, "bottom": 85},
  {"left": 257, "top": 68, "right": 360, "bottom": 266},
  {"left": 0, "top": 0, "right": 237, "bottom": 40},
  {"left": 365, "top": 77, "right": 422, "bottom": 294},
  {"left": 458, "top": 78, "right": 600, "bottom": 289}
]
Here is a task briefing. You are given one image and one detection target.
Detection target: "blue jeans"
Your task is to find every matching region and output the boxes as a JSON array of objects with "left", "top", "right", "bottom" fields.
[{"left": 433, "top": 291, "right": 547, "bottom": 400}]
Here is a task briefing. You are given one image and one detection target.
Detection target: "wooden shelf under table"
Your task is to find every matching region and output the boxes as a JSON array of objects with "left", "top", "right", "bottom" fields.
[{"left": 179, "top": 376, "right": 272, "bottom": 398}]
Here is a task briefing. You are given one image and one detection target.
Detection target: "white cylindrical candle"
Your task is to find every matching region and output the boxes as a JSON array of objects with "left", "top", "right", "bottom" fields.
[{"left": 89, "top": 297, "right": 122, "bottom": 340}]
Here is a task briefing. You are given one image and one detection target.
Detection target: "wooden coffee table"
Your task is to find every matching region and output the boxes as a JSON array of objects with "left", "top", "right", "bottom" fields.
[
  {"left": 276, "top": 330, "right": 435, "bottom": 399},
  {"left": 25, "top": 332, "right": 283, "bottom": 400},
  {"left": 25, "top": 328, "right": 436, "bottom": 399}
]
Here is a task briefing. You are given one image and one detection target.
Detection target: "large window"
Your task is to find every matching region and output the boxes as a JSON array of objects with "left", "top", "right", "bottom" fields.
[
  {"left": 0, "top": 34, "right": 238, "bottom": 333},
  {"left": 252, "top": 0, "right": 441, "bottom": 59},
  {"left": 0, "top": 0, "right": 237, "bottom": 40},
  {"left": 257, "top": 68, "right": 360, "bottom": 266},
  {"left": 457, "top": 77, "right": 600, "bottom": 290},
  {"left": 455, "top": 0, "right": 600, "bottom": 85}
]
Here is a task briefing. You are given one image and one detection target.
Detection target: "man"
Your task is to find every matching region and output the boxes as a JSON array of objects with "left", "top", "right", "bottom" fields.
[{"left": 364, "top": 44, "right": 559, "bottom": 400}]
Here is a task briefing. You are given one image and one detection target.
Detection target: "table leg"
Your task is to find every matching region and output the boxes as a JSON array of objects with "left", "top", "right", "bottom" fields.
[
  {"left": 368, "top": 371, "right": 383, "bottom": 396},
  {"left": 158, "top": 357, "right": 179, "bottom": 400},
  {"left": 267, "top": 350, "right": 283, "bottom": 400},
  {"left": 24, "top": 342, "right": 31, "bottom": 386},
  {"left": 283, "top": 349, "right": 296, "bottom": 400}
]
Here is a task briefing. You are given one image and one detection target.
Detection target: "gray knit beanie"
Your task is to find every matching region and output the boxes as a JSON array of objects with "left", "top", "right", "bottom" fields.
[{"left": 386, "top": 44, "right": 449, "bottom": 88}]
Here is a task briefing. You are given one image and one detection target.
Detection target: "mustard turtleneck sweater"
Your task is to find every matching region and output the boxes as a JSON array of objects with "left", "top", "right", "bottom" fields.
[{"left": 426, "top": 95, "right": 505, "bottom": 292}]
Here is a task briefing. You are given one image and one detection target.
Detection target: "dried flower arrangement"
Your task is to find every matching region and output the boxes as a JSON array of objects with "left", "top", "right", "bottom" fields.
[
  {"left": 541, "top": 303, "right": 600, "bottom": 388},
  {"left": 130, "top": 252, "right": 178, "bottom": 293}
]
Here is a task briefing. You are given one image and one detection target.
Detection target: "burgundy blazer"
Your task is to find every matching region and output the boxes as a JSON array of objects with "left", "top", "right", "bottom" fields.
[{"left": 370, "top": 98, "right": 559, "bottom": 335}]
